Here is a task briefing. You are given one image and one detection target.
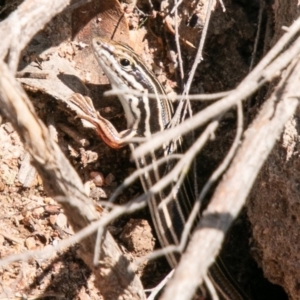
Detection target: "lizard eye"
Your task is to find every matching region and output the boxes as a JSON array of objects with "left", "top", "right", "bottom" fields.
[{"left": 120, "top": 58, "right": 131, "bottom": 67}]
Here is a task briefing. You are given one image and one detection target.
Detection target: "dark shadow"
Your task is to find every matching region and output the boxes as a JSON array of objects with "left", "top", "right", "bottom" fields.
[
  {"left": 216, "top": 210, "right": 288, "bottom": 300},
  {"left": 57, "top": 73, "right": 90, "bottom": 97},
  {"left": 27, "top": 244, "right": 138, "bottom": 299},
  {"left": 27, "top": 246, "right": 92, "bottom": 300}
]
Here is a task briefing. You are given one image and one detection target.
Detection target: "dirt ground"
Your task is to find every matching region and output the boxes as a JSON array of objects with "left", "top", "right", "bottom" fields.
[{"left": 0, "top": 0, "right": 299, "bottom": 299}]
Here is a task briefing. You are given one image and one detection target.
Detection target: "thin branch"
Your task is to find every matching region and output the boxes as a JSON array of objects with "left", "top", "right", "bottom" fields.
[
  {"left": 169, "top": 0, "right": 216, "bottom": 130},
  {"left": 156, "top": 120, "right": 219, "bottom": 209},
  {"left": 142, "top": 120, "right": 219, "bottom": 198},
  {"left": 182, "top": 0, "right": 214, "bottom": 95},
  {"left": 170, "top": 0, "right": 183, "bottom": 14},
  {"left": 217, "top": 0, "right": 226, "bottom": 12},
  {"left": 173, "top": 0, "right": 184, "bottom": 80},
  {"left": 204, "top": 275, "right": 219, "bottom": 300},
  {"left": 198, "top": 100, "right": 243, "bottom": 205},
  {"left": 0, "top": 194, "right": 147, "bottom": 267},
  {"left": 104, "top": 88, "right": 231, "bottom": 101},
  {"left": 146, "top": 270, "right": 174, "bottom": 300},
  {"left": 109, "top": 154, "right": 183, "bottom": 203},
  {"left": 249, "top": 0, "right": 265, "bottom": 71},
  {"left": 179, "top": 101, "right": 243, "bottom": 255}
]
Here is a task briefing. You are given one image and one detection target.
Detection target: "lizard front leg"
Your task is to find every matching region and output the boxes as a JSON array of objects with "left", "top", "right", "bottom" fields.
[{"left": 68, "top": 93, "right": 137, "bottom": 149}]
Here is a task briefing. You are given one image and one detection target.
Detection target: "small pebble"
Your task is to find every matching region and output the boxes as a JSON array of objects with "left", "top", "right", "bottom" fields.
[
  {"left": 90, "top": 171, "right": 105, "bottom": 187},
  {"left": 104, "top": 173, "right": 115, "bottom": 186}
]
